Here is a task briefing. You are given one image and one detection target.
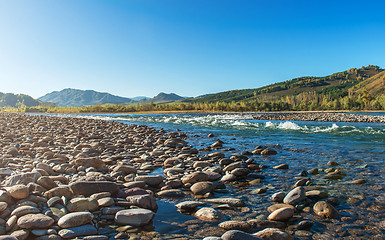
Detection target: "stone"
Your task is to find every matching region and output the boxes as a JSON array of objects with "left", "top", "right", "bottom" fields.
[
  {"left": 102, "top": 206, "right": 125, "bottom": 215},
  {"left": 254, "top": 228, "right": 294, "bottom": 240},
  {"left": 352, "top": 179, "right": 366, "bottom": 184},
  {"left": 36, "top": 163, "right": 54, "bottom": 175},
  {"left": 203, "top": 198, "right": 245, "bottom": 207},
  {"left": 58, "top": 224, "right": 97, "bottom": 239},
  {"left": 37, "top": 176, "right": 58, "bottom": 190},
  {"left": 35, "top": 235, "right": 62, "bottom": 240},
  {"left": 267, "top": 204, "right": 295, "bottom": 213},
  {"left": 223, "top": 162, "right": 247, "bottom": 172},
  {"left": 157, "top": 189, "right": 185, "bottom": 198},
  {"left": 126, "top": 194, "right": 158, "bottom": 211},
  {"left": 222, "top": 230, "right": 263, "bottom": 240},
  {"left": 117, "top": 188, "right": 147, "bottom": 198},
  {"left": 82, "top": 236, "right": 108, "bottom": 240},
  {"left": 181, "top": 172, "right": 210, "bottom": 184},
  {"left": 273, "top": 164, "right": 288, "bottom": 170},
  {"left": 175, "top": 201, "right": 205, "bottom": 211},
  {"left": 10, "top": 229, "right": 29, "bottom": 240},
  {"left": 31, "top": 229, "right": 57, "bottom": 236},
  {"left": 75, "top": 157, "right": 105, "bottom": 168},
  {"left": 0, "top": 168, "right": 13, "bottom": 176},
  {"left": 190, "top": 181, "right": 215, "bottom": 195},
  {"left": 221, "top": 173, "right": 237, "bottom": 182},
  {"left": 0, "top": 236, "right": 18, "bottom": 240},
  {"left": 82, "top": 236, "right": 109, "bottom": 240},
  {"left": 90, "top": 192, "right": 111, "bottom": 200},
  {"left": 3, "top": 172, "right": 41, "bottom": 186},
  {"left": 219, "top": 221, "right": 254, "bottom": 232},
  {"left": 69, "top": 181, "right": 120, "bottom": 197},
  {"left": 97, "top": 197, "right": 114, "bottom": 207},
  {"left": 115, "top": 208, "right": 155, "bottom": 226},
  {"left": 113, "top": 164, "right": 137, "bottom": 174},
  {"left": 47, "top": 196, "right": 63, "bottom": 207},
  {"left": 248, "top": 220, "right": 286, "bottom": 230},
  {"left": 17, "top": 213, "right": 54, "bottom": 229},
  {"left": 134, "top": 175, "right": 165, "bottom": 186},
  {"left": 0, "top": 191, "right": 13, "bottom": 205},
  {"left": 6, "top": 215, "right": 18, "bottom": 232},
  {"left": 305, "top": 190, "right": 328, "bottom": 200},
  {"left": 267, "top": 207, "right": 294, "bottom": 221},
  {"left": 283, "top": 187, "right": 305, "bottom": 205},
  {"left": 195, "top": 207, "right": 222, "bottom": 221},
  {"left": 270, "top": 192, "right": 285, "bottom": 203},
  {"left": 58, "top": 212, "right": 94, "bottom": 228},
  {"left": 67, "top": 197, "right": 99, "bottom": 212},
  {"left": 0, "top": 202, "right": 8, "bottom": 212},
  {"left": 313, "top": 201, "right": 339, "bottom": 218},
  {"left": 295, "top": 220, "right": 313, "bottom": 230},
  {"left": 45, "top": 187, "right": 73, "bottom": 200},
  {"left": 231, "top": 168, "right": 250, "bottom": 177},
  {"left": 260, "top": 149, "right": 277, "bottom": 155},
  {"left": 11, "top": 206, "right": 40, "bottom": 217},
  {"left": 8, "top": 185, "right": 30, "bottom": 200}
]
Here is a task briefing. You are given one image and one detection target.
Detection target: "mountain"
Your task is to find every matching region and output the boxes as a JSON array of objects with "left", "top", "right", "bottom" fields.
[
  {"left": 38, "top": 88, "right": 136, "bottom": 107},
  {"left": 0, "top": 92, "right": 55, "bottom": 108},
  {"left": 184, "top": 65, "right": 384, "bottom": 103},
  {"left": 141, "top": 92, "right": 185, "bottom": 103},
  {"left": 131, "top": 96, "right": 150, "bottom": 101}
]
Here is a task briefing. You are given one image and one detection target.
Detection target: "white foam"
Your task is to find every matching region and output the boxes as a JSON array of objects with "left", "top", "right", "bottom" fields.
[
  {"left": 277, "top": 121, "right": 302, "bottom": 130},
  {"left": 265, "top": 121, "right": 275, "bottom": 128}
]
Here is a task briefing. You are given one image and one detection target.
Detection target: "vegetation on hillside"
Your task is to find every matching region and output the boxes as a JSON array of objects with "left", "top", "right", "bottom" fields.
[
  {"left": 2, "top": 65, "right": 385, "bottom": 113},
  {"left": 0, "top": 92, "right": 55, "bottom": 108}
]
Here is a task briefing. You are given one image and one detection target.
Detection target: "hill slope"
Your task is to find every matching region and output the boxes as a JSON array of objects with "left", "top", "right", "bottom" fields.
[
  {"left": 184, "top": 65, "right": 383, "bottom": 103},
  {"left": 39, "top": 88, "right": 135, "bottom": 107},
  {"left": 351, "top": 70, "right": 385, "bottom": 96},
  {"left": 0, "top": 93, "right": 54, "bottom": 108}
]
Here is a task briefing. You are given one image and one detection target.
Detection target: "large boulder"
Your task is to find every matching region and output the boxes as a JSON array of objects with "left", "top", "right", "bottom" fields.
[
  {"left": 115, "top": 208, "right": 155, "bottom": 227},
  {"left": 313, "top": 201, "right": 339, "bottom": 218},
  {"left": 283, "top": 187, "right": 305, "bottom": 205},
  {"left": 4, "top": 172, "right": 41, "bottom": 186},
  {"left": 126, "top": 194, "right": 158, "bottom": 211},
  {"left": 58, "top": 212, "right": 94, "bottom": 228},
  {"left": 69, "top": 181, "right": 120, "bottom": 197},
  {"left": 222, "top": 230, "right": 263, "bottom": 240},
  {"left": 17, "top": 214, "right": 54, "bottom": 229},
  {"left": 67, "top": 198, "right": 98, "bottom": 212}
]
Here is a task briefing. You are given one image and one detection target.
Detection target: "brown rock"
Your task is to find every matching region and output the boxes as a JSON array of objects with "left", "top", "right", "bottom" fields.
[
  {"left": 313, "top": 201, "right": 339, "bottom": 218},
  {"left": 69, "top": 181, "right": 120, "bottom": 197},
  {"left": 190, "top": 182, "right": 215, "bottom": 195},
  {"left": 8, "top": 185, "right": 29, "bottom": 199},
  {"left": 267, "top": 207, "right": 294, "bottom": 221},
  {"left": 17, "top": 214, "right": 54, "bottom": 229},
  {"left": 254, "top": 228, "right": 294, "bottom": 240},
  {"left": 45, "top": 186, "right": 73, "bottom": 199}
]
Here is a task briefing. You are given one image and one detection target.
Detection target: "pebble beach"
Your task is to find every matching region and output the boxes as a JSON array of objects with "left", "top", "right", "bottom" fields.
[{"left": 0, "top": 112, "right": 384, "bottom": 240}]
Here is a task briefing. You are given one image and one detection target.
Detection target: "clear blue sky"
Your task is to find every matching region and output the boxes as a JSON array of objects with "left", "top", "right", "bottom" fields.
[{"left": 1, "top": 0, "right": 385, "bottom": 98}]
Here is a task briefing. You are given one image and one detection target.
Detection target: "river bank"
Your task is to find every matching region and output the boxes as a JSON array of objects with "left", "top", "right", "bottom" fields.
[
  {"left": 0, "top": 113, "right": 384, "bottom": 239},
  {"left": 253, "top": 112, "right": 385, "bottom": 123}
]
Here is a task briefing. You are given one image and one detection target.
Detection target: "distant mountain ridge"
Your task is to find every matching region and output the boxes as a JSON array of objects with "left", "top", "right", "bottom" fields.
[
  {"left": 38, "top": 88, "right": 185, "bottom": 107},
  {"left": 38, "top": 88, "right": 136, "bottom": 107},
  {"left": 0, "top": 92, "right": 54, "bottom": 108},
  {"left": 141, "top": 92, "right": 184, "bottom": 103}
]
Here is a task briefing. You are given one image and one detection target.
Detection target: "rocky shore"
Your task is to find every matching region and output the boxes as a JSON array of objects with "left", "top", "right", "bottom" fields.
[
  {"left": 253, "top": 112, "right": 385, "bottom": 123},
  {"left": 0, "top": 112, "right": 379, "bottom": 240}
]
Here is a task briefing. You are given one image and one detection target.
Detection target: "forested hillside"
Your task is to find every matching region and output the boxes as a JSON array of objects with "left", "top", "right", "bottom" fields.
[{"left": 0, "top": 93, "right": 54, "bottom": 108}]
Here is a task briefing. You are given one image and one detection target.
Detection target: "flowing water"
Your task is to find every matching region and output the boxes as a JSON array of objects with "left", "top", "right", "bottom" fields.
[{"left": 69, "top": 113, "right": 385, "bottom": 239}]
